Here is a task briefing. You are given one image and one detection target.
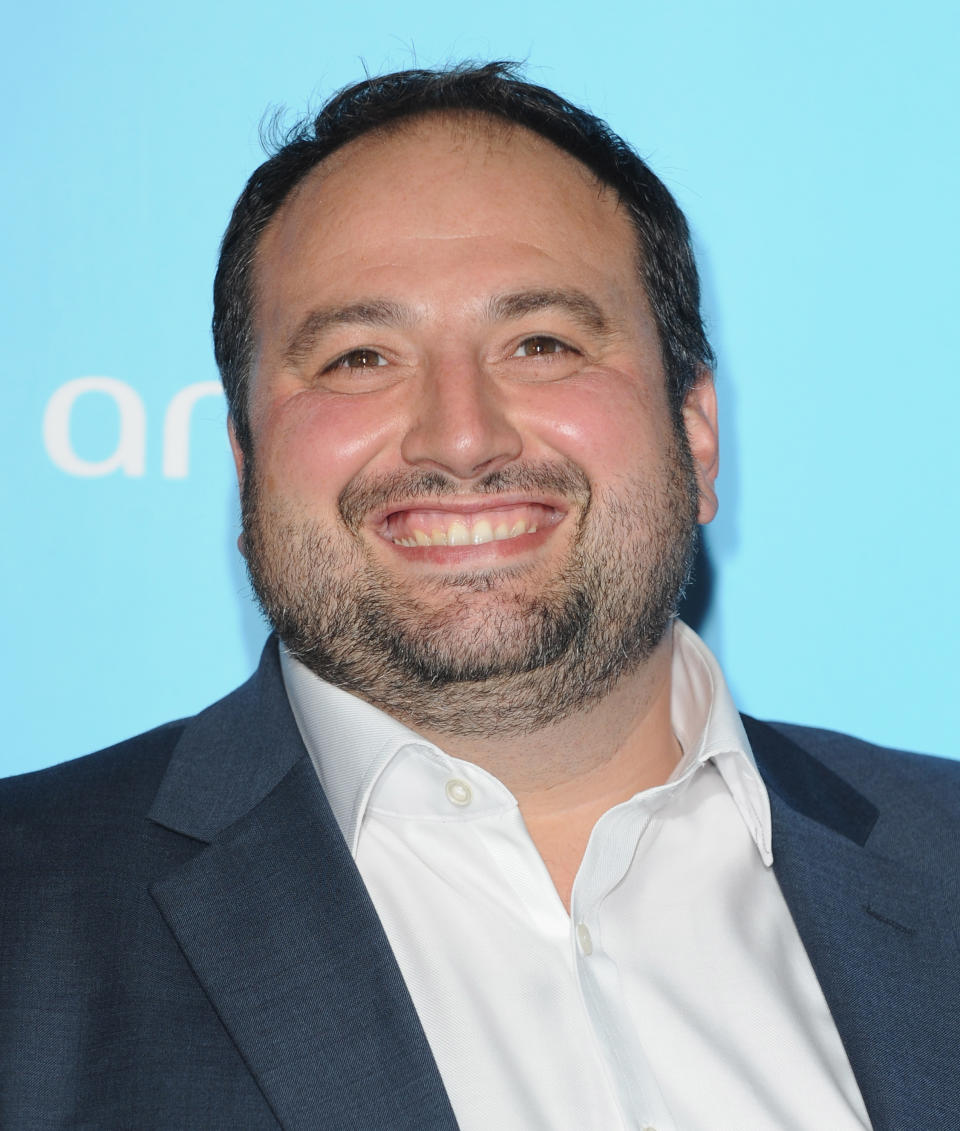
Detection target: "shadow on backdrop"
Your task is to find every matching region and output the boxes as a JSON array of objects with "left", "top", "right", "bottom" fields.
[{"left": 226, "top": 486, "right": 271, "bottom": 671}]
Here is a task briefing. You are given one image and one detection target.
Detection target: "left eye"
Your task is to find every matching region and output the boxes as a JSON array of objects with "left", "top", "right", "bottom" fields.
[
  {"left": 327, "top": 348, "right": 388, "bottom": 371},
  {"left": 512, "top": 336, "right": 571, "bottom": 358}
]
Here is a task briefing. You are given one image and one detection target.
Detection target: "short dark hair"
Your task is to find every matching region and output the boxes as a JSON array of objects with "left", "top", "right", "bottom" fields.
[{"left": 213, "top": 61, "right": 715, "bottom": 453}]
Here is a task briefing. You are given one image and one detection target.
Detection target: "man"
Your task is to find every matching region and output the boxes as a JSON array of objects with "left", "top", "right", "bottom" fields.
[{"left": 2, "top": 63, "right": 958, "bottom": 1130}]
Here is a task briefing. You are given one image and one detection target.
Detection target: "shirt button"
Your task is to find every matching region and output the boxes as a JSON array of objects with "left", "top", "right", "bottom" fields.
[
  {"left": 444, "top": 778, "right": 473, "bottom": 807},
  {"left": 576, "top": 922, "right": 593, "bottom": 955}
]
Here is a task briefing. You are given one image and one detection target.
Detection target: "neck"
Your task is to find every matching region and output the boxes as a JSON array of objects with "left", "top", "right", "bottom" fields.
[{"left": 410, "top": 623, "right": 680, "bottom": 909}]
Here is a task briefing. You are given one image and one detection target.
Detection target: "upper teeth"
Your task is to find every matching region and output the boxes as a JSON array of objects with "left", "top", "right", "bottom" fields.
[{"left": 392, "top": 516, "right": 538, "bottom": 548}]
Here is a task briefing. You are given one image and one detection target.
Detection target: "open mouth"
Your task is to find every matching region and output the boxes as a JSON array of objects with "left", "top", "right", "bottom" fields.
[{"left": 383, "top": 503, "right": 561, "bottom": 548}]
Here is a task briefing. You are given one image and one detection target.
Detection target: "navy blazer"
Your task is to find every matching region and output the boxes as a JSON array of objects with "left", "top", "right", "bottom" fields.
[{"left": 2, "top": 638, "right": 959, "bottom": 1129}]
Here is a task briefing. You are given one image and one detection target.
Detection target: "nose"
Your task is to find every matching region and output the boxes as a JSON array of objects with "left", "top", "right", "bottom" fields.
[{"left": 400, "top": 360, "right": 523, "bottom": 480}]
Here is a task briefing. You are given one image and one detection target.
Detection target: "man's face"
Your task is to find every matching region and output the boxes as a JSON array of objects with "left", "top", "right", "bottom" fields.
[{"left": 234, "top": 116, "right": 718, "bottom": 736}]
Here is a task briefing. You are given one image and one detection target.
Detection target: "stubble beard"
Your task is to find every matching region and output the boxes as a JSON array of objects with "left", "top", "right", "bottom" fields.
[{"left": 240, "top": 439, "right": 700, "bottom": 739}]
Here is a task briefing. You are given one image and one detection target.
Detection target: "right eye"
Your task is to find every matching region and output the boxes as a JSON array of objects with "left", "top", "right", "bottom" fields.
[{"left": 324, "top": 348, "right": 388, "bottom": 371}]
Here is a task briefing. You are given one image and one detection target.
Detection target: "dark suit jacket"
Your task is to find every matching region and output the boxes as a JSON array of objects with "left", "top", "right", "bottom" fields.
[{"left": 2, "top": 638, "right": 959, "bottom": 1129}]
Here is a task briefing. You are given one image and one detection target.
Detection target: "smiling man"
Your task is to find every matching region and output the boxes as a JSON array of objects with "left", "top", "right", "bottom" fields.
[{"left": 2, "top": 63, "right": 959, "bottom": 1131}]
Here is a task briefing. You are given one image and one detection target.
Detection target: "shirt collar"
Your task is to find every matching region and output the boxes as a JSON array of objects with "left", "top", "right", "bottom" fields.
[
  {"left": 281, "top": 620, "right": 772, "bottom": 864},
  {"left": 280, "top": 649, "right": 430, "bottom": 854},
  {"left": 669, "top": 620, "right": 772, "bottom": 863}
]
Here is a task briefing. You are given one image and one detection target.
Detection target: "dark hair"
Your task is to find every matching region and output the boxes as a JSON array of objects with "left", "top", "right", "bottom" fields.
[{"left": 213, "top": 61, "right": 714, "bottom": 453}]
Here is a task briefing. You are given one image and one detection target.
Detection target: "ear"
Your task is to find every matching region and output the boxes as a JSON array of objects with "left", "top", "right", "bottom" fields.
[
  {"left": 227, "top": 416, "right": 248, "bottom": 557},
  {"left": 681, "top": 368, "right": 719, "bottom": 525},
  {"left": 228, "top": 415, "right": 245, "bottom": 488}
]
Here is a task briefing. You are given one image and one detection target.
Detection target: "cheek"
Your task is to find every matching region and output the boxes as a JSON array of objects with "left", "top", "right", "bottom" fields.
[
  {"left": 524, "top": 374, "right": 671, "bottom": 475},
  {"left": 253, "top": 391, "right": 400, "bottom": 503}
]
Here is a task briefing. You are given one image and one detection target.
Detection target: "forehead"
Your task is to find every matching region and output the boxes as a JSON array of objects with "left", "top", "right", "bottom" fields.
[{"left": 253, "top": 114, "right": 642, "bottom": 325}]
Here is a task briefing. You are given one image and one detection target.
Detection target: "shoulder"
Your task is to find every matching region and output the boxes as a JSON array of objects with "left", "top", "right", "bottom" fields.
[
  {"left": 751, "top": 717, "right": 960, "bottom": 858},
  {"left": 0, "top": 719, "right": 187, "bottom": 819},
  {"left": 0, "top": 719, "right": 194, "bottom": 885},
  {"left": 762, "top": 719, "right": 960, "bottom": 793},
  {"left": 0, "top": 720, "right": 202, "bottom": 991},
  {"left": 0, "top": 639, "right": 291, "bottom": 871}
]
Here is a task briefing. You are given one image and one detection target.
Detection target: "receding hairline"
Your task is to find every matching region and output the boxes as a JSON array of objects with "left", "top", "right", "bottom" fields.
[
  {"left": 265, "top": 107, "right": 618, "bottom": 232},
  {"left": 248, "top": 108, "right": 631, "bottom": 351}
]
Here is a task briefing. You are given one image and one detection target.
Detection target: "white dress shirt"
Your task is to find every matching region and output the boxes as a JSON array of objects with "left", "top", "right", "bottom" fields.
[{"left": 281, "top": 621, "right": 872, "bottom": 1130}]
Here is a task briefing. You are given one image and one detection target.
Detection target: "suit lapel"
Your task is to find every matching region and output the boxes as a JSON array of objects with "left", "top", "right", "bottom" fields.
[
  {"left": 148, "top": 641, "right": 457, "bottom": 1131},
  {"left": 745, "top": 717, "right": 960, "bottom": 1127}
]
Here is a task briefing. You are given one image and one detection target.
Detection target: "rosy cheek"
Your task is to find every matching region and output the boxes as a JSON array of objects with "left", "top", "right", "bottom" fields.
[
  {"left": 524, "top": 376, "right": 664, "bottom": 468},
  {"left": 256, "top": 390, "right": 400, "bottom": 498}
]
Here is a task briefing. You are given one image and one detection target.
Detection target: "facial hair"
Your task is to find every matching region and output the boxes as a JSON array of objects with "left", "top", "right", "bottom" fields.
[{"left": 240, "top": 440, "right": 700, "bottom": 739}]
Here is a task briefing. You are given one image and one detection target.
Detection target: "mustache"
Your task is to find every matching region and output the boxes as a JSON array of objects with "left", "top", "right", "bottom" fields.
[{"left": 338, "top": 460, "right": 592, "bottom": 531}]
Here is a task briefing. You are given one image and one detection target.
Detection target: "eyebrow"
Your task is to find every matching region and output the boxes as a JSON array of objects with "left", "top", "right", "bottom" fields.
[
  {"left": 282, "top": 300, "right": 414, "bottom": 366},
  {"left": 486, "top": 288, "right": 613, "bottom": 337},
  {"left": 280, "top": 287, "right": 614, "bottom": 367}
]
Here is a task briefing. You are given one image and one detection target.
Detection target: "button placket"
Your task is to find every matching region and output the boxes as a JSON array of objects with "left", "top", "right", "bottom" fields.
[{"left": 575, "top": 922, "right": 594, "bottom": 956}]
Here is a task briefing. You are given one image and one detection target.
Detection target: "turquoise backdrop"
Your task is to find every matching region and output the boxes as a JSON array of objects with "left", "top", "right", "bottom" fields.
[{"left": 3, "top": 0, "right": 957, "bottom": 775}]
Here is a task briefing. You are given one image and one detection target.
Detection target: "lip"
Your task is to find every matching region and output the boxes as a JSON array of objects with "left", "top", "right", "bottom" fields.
[
  {"left": 369, "top": 492, "right": 571, "bottom": 530},
  {"left": 379, "top": 521, "right": 561, "bottom": 565},
  {"left": 370, "top": 494, "right": 570, "bottom": 562}
]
